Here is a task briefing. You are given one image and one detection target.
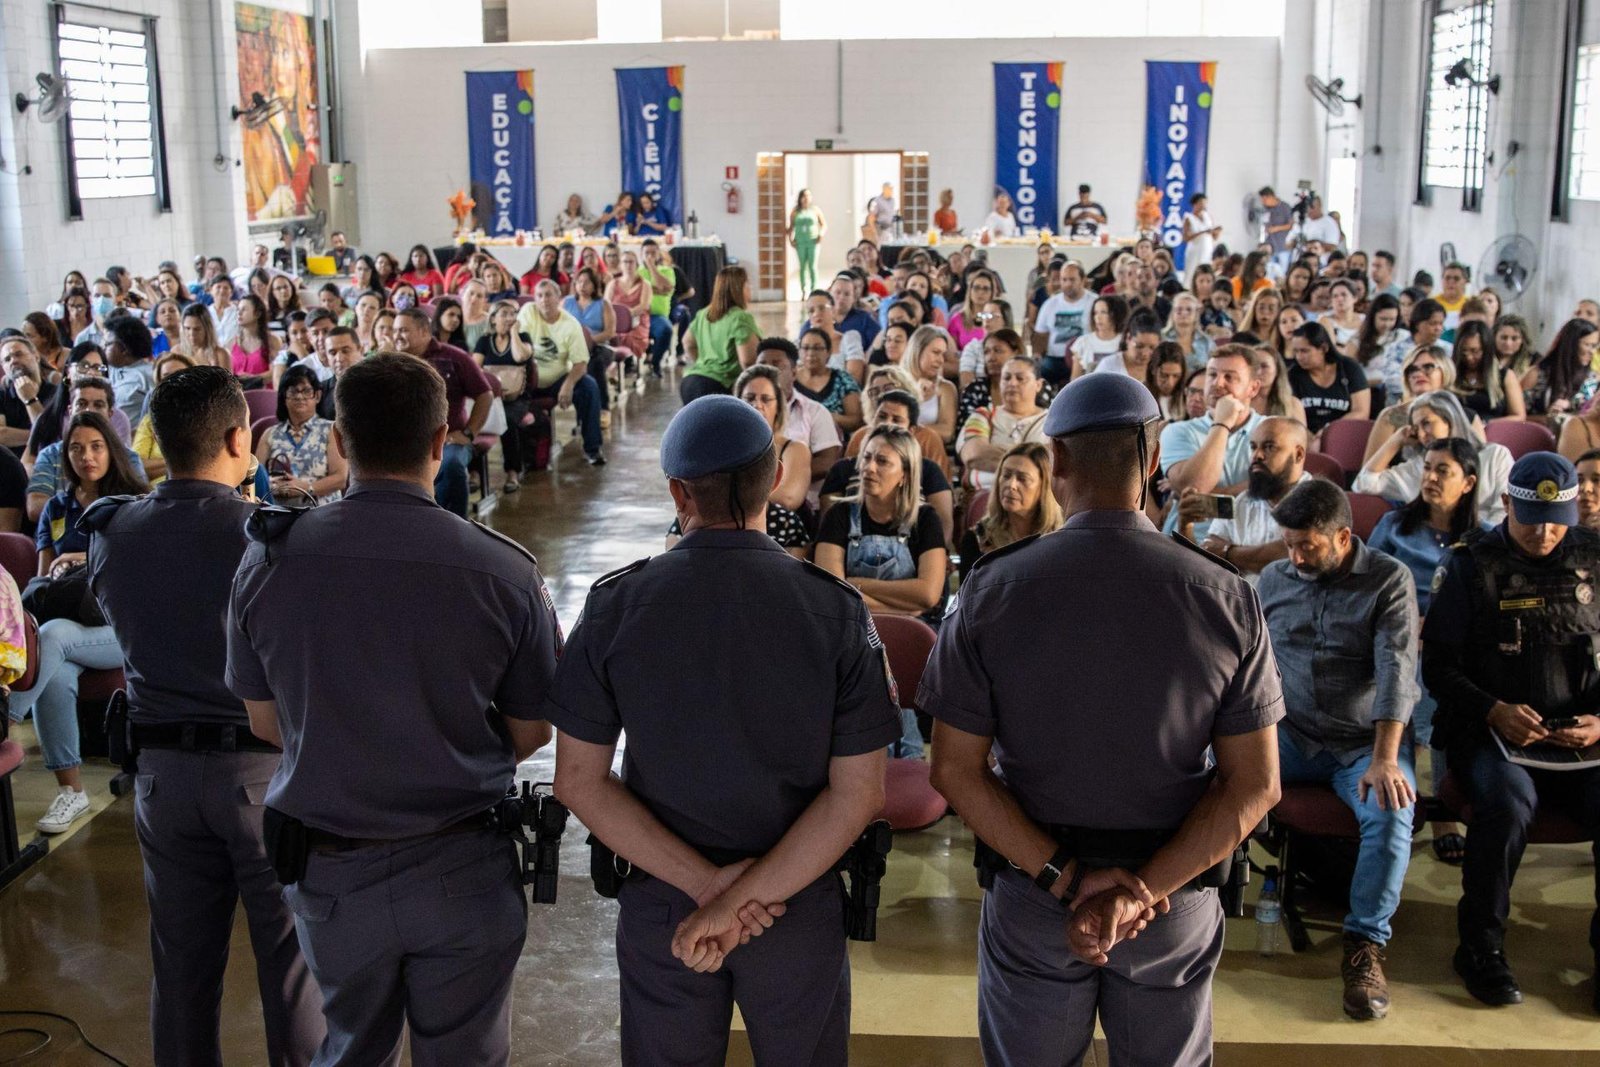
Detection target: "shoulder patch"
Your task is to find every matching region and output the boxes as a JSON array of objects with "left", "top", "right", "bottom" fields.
[
  {"left": 78, "top": 494, "right": 138, "bottom": 534},
  {"left": 1169, "top": 530, "right": 1241, "bottom": 575},
  {"left": 966, "top": 532, "right": 1041, "bottom": 576},
  {"left": 470, "top": 520, "right": 540, "bottom": 569},
  {"left": 592, "top": 557, "right": 650, "bottom": 590},
  {"left": 800, "top": 557, "right": 863, "bottom": 599}
]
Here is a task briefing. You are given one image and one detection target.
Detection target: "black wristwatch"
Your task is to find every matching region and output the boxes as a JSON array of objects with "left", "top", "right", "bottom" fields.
[{"left": 1034, "top": 845, "right": 1073, "bottom": 893}]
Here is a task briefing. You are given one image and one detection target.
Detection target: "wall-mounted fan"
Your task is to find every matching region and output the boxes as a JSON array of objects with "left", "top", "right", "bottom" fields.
[
  {"left": 1478, "top": 235, "right": 1537, "bottom": 304},
  {"left": 1305, "top": 75, "right": 1362, "bottom": 117},
  {"left": 14, "top": 73, "right": 70, "bottom": 123},
  {"left": 231, "top": 91, "right": 286, "bottom": 128}
]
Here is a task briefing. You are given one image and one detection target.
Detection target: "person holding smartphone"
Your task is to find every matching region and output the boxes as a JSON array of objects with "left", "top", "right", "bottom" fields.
[{"left": 1174, "top": 417, "right": 1310, "bottom": 581}]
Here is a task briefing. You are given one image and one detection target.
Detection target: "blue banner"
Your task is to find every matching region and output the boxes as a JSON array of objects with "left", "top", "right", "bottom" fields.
[
  {"left": 1143, "top": 61, "right": 1216, "bottom": 270},
  {"left": 615, "top": 66, "right": 684, "bottom": 224},
  {"left": 465, "top": 71, "right": 537, "bottom": 236},
  {"left": 993, "top": 62, "right": 1060, "bottom": 232}
]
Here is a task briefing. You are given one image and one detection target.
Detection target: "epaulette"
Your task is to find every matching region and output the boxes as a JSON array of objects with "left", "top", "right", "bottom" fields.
[
  {"left": 471, "top": 520, "right": 541, "bottom": 569},
  {"left": 966, "top": 532, "right": 1041, "bottom": 576},
  {"left": 243, "top": 505, "right": 311, "bottom": 563},
  {"left": 78, "top": 494, "right": 139, "bottom": 533},
  {"left": 592, "top": 557, "right": 650, "bottom": 590},
  {"left": 800, "top": 557, "right": 863, "bottom": 598},
  {"left": 1169, "top": 530, "right": 1241, "bottom": 575}
]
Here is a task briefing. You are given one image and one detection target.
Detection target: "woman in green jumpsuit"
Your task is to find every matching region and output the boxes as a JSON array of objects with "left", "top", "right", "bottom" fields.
[{"left": 788, "top": 188, "right": 826, "bottom": 296}]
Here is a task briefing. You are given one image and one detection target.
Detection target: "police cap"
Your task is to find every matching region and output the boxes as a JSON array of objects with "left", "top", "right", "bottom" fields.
[
  {"left": 1042, "top": 371, "right": 1161, "bottom": 438},
  {"left": 1506, "top": 451, "right": 1579, "bottom": 526},
  {"left": 660, "top": 395, "right": 774, "bottom": 480}
]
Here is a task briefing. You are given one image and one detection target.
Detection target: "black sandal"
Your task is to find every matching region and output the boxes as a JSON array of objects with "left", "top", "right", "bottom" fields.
[{"left": 1432, "top": 832, "right": 1467, "bottom": 866}]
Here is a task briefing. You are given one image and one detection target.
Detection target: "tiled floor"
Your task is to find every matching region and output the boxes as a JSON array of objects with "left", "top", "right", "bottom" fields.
[{"left": 3, "top": 308, "right": 1599, "bottom": 1064}]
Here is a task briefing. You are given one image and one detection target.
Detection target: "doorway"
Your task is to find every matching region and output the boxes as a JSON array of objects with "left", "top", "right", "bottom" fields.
[{"left": 781, "top": 152, "right": 902, "bottom": 300}]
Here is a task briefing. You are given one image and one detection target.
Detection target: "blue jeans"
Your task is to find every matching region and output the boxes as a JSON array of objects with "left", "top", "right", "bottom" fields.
[
  {"left": 530, "top": 375, "right": 602, "bottom": 456},
  {"left": 6, "top": 619, "right": 122, "bottom": 772},
  {"left": 433, "top": 441, "right": 474, "bottom": 517},
  {"left": 1277, "top": 731, "right": 1416, "bottom": 945},
  {"left": 670, "top": 303, "right": 693, "bottom": 354},
  {"left": 647, "top": 314, "right": 672, "bottom": 369}
]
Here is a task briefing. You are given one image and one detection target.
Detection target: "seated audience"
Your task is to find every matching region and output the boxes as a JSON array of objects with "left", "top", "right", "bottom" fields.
[
  {"left": 391, "top": 308, "right": 494, "bottom": 514},
  {"left": 1452, "top": 320, "right": 1525, "bottom": 421},
  {"left": 1369, "top": 437, "right": 1487, "bottom": 614},
  {"left": 180, "top": 303, "right": 232, "bottom": 370},
  {"left": 0, "top": 335, "right": 58, "bottom": 453},
  {"left": 957, "top": 442, "right": 1061, "bottom": 582},
  {"left": 946, "top": 270, "right": 998, "bottom": 353},
  {"left": 1249, "top": 344, "right": 1309, "bottom": 424},
  {"left": 1087, "top": 310, "right": 1161, "bottom": 380},
  {"left": 1259, "top": 478, "right": 1419, "bottom": 1021},
  {"left": 597, "top": 191, "right": 635, "bottom": 236},
  {"left": 1526, "top": 317, "right": 1600, "bottom": 417},
  {"left": 902, "top": 325, "right": 959, "bottom": 446},
  {"left": 1177, "top": 416, "right": 1310, "bottom": 580},
  {"left": 682, "top": 265, "right": 760, "bottom": 403},
  {"left": 825, "top": 387, "right": 954, "bottom": 545},
  {"left": 1579, "top": 448, "right": 1600, "bottom": 530},
  {"left": 638, "top": 241, "right": 677, "bottom": 373},
  {"left": 398, "top": 244, "right": 446, "bottom": 300},
  {"left": 1163, "top": 292, "right": 1215, "bottom": 370},
  {"left": 848, "top": 365, "right": 951, "bottom": 476},
  {"left": 11, "top": 410, "right": 149, "bottom": 834},
  {"left": 229, "top": 295, "right": 277, "bottom": 384},
  {"left": 26, "top": 377, "right": 144, "bottom": 524},
  {"left": 794, "top": 328, "right": 862, "bottom": 435},
  {"left": 1364, "top": 345, "right": 1457, "bottom": 462},
  {"left": 958, "top": 356, "right": 1048, "bottom": 490},
  {"left": 514, "top": 281, "right": 605, "bottom": 467},
  {"left": 256, "top": 365, "right": 346, "bottom": 504},
  {"left": 554, "top": 193, "right": 595, "bottom": 235},
  {"left": 606, "top": 250, "right": 652, "bottom": 367},
  {"left": 104, "top": 314, "right": 157, "bottom": 430},
  {"left": 519, "top": 245, "right": 566, "bottom": 297},
  {"left": 474, "top": 299, "right": 535, "bottom": 492},
  {"left": 1492, "top": 313, "right": 1539, "bottom": 383},
  {"left": 1289, "top": 320, "right": 1371, "bottom": 436},
  {"left": 799, "top": 289, "right": 867, "bottom": 385},
  {"left": 755, "top": 338, "right": 842, "bottom": 484},
  {"left": 722, "top": 365, "right": 811, "bottom": 555},
  {"left": 1159, "top": 345, "right": 1266, "bottom": 537},
  {"left": 1356, "top": 390, "right": 1512, "bottom": 524}
]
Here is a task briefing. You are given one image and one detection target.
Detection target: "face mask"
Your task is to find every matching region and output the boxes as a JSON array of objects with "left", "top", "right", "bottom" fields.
[
  {"left": 91, "top": 296, "right": 115, "bottom": 319},
  {"left": 393, "top": 294, "right": 415, "bottom": 311}
]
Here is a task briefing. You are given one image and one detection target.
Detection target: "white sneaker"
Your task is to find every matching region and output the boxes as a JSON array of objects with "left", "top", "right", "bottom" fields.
[{"left": 37, "top": 787, "right": 89, "bottom": 834}]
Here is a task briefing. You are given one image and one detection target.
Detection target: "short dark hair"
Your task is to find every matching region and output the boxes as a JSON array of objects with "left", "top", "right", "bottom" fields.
[
  {"left": 1579, "top": 448, "right": 1600, "bottom": 466},
  {"left": 1078, "top": 184, "right": 1092, "bottom": 194},
  {"left": 1053, "top": 423, "right": 1160, "bottom": 495},
  {"left": 876, "top": 389, "right": 920, "bottom": 417},
  {"left": 306, "top": 308, "right": 335, "bottom": 328},
  {"left": 1271, "top": 478, "right": 1352, "bottom": 534},
  {"left": 1373, "top": 250, "right": 1395, "bottom": 267},
  {"left": 1410, "top": 297, "right": 1446, "bottom": 331},
  {"left": 756, "top": 336, "right": 799, "bottom": 365},
  {"left": 148, "top": 366, "right": 248, "bottom": 476},
  {"left": 275, "top": 364, "right": 323, "bottom": 422},
  {"left": 1258, "top": 185, "right": 1276, "bottom": 198},
  {"left": 326, "top": 325, "right": 359, "bottom": 346},
  {"left": 334, "top": 353, "right": 448, "bottom": 476},
  {"left": 681, "top": 443, "right": 779, "bottom": 528},
  {"left": 105, "top": 314, "right": 152, "bottom": 362}
]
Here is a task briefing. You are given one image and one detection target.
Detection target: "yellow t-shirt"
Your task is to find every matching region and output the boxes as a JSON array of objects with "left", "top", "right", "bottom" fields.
[{"left": 514, "top": 305, "right": 589, "bottom": 389}]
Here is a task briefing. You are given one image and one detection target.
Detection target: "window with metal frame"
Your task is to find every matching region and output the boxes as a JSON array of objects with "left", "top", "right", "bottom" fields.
[
  {"left": 1570, "top": 44, "right": 1600, "bottom": 200},
  {"left": 53, "top": 3, "right": 170, "bottom": 216},
  {"left": 1418, "top": 0, "right": 1494, "bottom": 208}
]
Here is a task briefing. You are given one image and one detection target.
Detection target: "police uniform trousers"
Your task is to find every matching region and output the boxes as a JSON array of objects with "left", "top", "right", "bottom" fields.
[
  {"left": 1451, "top": 743, "right": 1600, "bottom": 956},
  {"left": 978, "top": 868, "right": 1223, "bottom": 1067},
  {"left": 281, "top": 830, "right": 527, "bottom": 1067},
  {"left": 133, "top": 747, "right": 325, "bottom": 1066},
  {"left": 616, "top": 871, "right": 850, "bottom": 1067}
]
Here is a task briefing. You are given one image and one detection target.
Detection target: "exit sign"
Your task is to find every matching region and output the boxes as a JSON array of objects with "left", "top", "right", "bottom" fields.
[{"left": 814, "top": 139, "right": 834, "bottom": 151}]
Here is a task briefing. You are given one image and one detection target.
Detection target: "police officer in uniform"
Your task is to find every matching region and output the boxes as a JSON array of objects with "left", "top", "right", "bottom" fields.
[
  {"left": 544, "top": 395, "right": 900, "bottom": 1066},
  {"left": 86, "top": 366, "right": 325, "bottom": 1065},
  {"left": 226, "top": 353, "right": 562, "bottom": 1064},
  {"left": 923, "top": 373, "right": 1285, "bottom": 1066},
  {"left": 1423, "top": 451, "right": 1600, "bottom": 1011}
]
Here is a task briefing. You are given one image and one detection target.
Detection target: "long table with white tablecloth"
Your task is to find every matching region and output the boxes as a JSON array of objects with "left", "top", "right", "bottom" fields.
[{"left": 880, "top": 239, "right": 1136, "bottom": 311}]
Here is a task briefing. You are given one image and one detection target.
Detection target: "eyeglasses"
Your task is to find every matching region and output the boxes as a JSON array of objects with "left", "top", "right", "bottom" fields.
[
  {"left": 1409, "top": 363, "right": 1441, "bottom": 374},
  {"left": 285, "top": 387, "right": 317, "bottom": 398}
]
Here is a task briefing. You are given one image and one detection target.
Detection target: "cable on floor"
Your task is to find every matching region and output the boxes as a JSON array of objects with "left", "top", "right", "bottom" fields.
[{"left": 0, "top": 1010, "right": 130, "bottom": 1065}]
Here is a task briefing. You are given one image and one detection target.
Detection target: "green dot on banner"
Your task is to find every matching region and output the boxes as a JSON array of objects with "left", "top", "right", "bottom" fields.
[
  {"left": 668, "top": 96, "right": 682, "bottom": 112},
  {"left": 1198, "top": 91, "right": 1212, "bottom": 108},
  {"left": 517, "top": 99, "right": 532, "bottom": 115},
  {"left": 1046, "top": 91, "right": 1060, "bottom": 109}
]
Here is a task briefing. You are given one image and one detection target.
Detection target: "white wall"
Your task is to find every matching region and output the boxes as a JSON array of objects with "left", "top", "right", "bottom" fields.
[
  {"left": 1, "top": 0, "right": 246, "bottom": 323},
  {"left": 351, "top": 35, "right": 1287, "bottom": 283}
]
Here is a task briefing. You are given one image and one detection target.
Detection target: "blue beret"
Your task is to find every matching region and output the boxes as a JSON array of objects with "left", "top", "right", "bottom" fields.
[
  {"left": 660, "top": 395, "right": 774, "bottom": 480},
  {"left": 1042, "top": 371, "right": 1161, "bottom": 437},
  {"left": 1506, "top": 451, "right": 1579, "bottom": 525}
]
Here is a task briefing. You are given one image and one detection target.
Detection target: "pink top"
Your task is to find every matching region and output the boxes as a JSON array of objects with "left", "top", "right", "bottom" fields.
[
  {"left": 231, "top": 338, "right": 270, "bottom": 376},
  {"left": 948, "top": 311, "right": 986, "bottom": 350}
]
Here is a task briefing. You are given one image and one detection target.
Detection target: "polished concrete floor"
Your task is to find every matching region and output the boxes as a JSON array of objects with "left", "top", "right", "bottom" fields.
[{"left": 4, "top": 308, "right": 1600, "bottom": 1064}]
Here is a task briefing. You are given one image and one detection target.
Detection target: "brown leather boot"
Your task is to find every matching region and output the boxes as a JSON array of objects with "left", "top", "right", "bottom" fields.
[{"left": 1341, "top": 933, "right": 1390, "bottom": 1020}]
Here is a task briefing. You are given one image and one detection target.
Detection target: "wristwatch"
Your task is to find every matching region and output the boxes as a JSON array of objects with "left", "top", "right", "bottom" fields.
[{"left": 1034, "top": 844, "right": 1073, "bottom": 893}]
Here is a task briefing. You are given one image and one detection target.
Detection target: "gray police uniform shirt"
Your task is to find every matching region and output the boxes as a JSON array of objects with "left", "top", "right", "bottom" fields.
[
  {"left": 89, "top": 479, "right": 259, "bottom": 727},
  {"left": 541, "top": 528, "right": 901, "bottom": 855},
  {"left": 226, "top": 479, "right": 561, "bottom": 838},
  {"left": 919, "top": 509, "right": 1285, "bottom": 830}
]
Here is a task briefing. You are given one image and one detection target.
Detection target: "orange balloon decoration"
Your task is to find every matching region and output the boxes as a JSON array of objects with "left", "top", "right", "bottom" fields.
[{"left": 448, "top": 189, "right": 476, "bottom": 227}]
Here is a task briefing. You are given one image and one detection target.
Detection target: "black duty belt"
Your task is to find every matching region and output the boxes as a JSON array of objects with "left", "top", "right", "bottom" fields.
[
  {"left": 305, "top": 812, "right": 501, "bottom": 854},
  {"left": 131, "top": 721, "right": 281, "bottom": 754}
]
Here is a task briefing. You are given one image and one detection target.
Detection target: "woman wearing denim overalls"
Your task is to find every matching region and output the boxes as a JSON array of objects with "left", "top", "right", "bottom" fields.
[{"left": 815, "top": 425, "right": 948, "bottom": 754}]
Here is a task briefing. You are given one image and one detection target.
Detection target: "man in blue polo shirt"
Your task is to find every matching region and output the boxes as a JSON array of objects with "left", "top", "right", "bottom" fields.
[{"left": 1159, "top": 344, "right": 1265, "bottom": 538}]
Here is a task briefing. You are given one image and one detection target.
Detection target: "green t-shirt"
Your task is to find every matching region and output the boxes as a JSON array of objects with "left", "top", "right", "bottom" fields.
[
  {"left": 686, "top": 307, "right": 759, "bottom": 387},
  {"left": 639, "top": 263, "right": 675, "bottom": 318}
]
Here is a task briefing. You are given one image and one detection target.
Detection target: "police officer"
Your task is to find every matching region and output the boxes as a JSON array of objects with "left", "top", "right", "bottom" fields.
[
  {"left": 1423, "top": 451, "right": 1600, "bottom": 1012},
  {"left": 923, "top": 373, "right": 1285, "bottom": 1066},
  {"left": 86, "top": 366, "right": 324, "bottom": 1065},
  {"left": 226, "top": 353, "right": 561, "bottom": 1064},
  {"left": 544, "top": 395, "right": 900, "bottom": 1066}
]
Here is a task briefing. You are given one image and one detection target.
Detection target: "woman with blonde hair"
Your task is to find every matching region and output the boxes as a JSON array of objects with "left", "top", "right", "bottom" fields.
[
  {"left": 179, "top": 304, "right": 232, "bottom": 370},
  {"left": 1241, "top": 287, "right": 1283, "bottom": 346},
  {"left": 1249, "top": 345, "right": 1308, "bottom": 425},
  {"left": 1364, "top": 345, "right": 1458, "bottom": 462},
  {"left": 902, "top": 324, "right": 959, "bottom": 446},
  {"left": 681, "top": 264, "right": 760, "bottom": 403},
  {"left": 959, "top": 441, "right": 1061, "bottom": 581}
]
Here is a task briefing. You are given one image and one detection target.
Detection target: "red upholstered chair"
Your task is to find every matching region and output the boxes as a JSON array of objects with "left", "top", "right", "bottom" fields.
[
  {"left": 1347, "top": 492, "right": 1394, "bottom": 541},
  {"left": 870, "top": 614, "right": 948, "bottom": 832},
  {"left": 250, "top": 416, "right": 276, "bottom": 453},
  {"left": 965, "top": 490, "right": 991, "bottom": 532},
  {"left": 1485, "top": 418, "right": 1557, "bottom": 461},
  {"left": 0, "top": 533, "right": 36, "bottom": 589},
  {"left": 244, "top": 389, "right": 278, "bottom": 425},
  {"left": 1317, "top": 419, "right": 1374, "bottom": 485},
  {"left": 472, "top": 374, "right": 504, "bottom": 502},
  {"left": 2, "top": 613, "right": 50, "bottom": 887},
  {"left": 1302, "top": 451, "right": 1346, "bottom": 484},
  {"left": 1261, "top": 785, "right": 1362, "bottom": 952}
]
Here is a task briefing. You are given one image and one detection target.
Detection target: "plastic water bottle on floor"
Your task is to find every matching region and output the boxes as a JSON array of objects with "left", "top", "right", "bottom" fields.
[{"left": 1256, "top": 866, "right": 1282, "bottom": 957}]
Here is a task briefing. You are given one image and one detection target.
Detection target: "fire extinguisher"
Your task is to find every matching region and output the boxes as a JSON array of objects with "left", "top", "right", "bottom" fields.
[{"left": 722, "top": 181, "right": 740, "bottom": 214}]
